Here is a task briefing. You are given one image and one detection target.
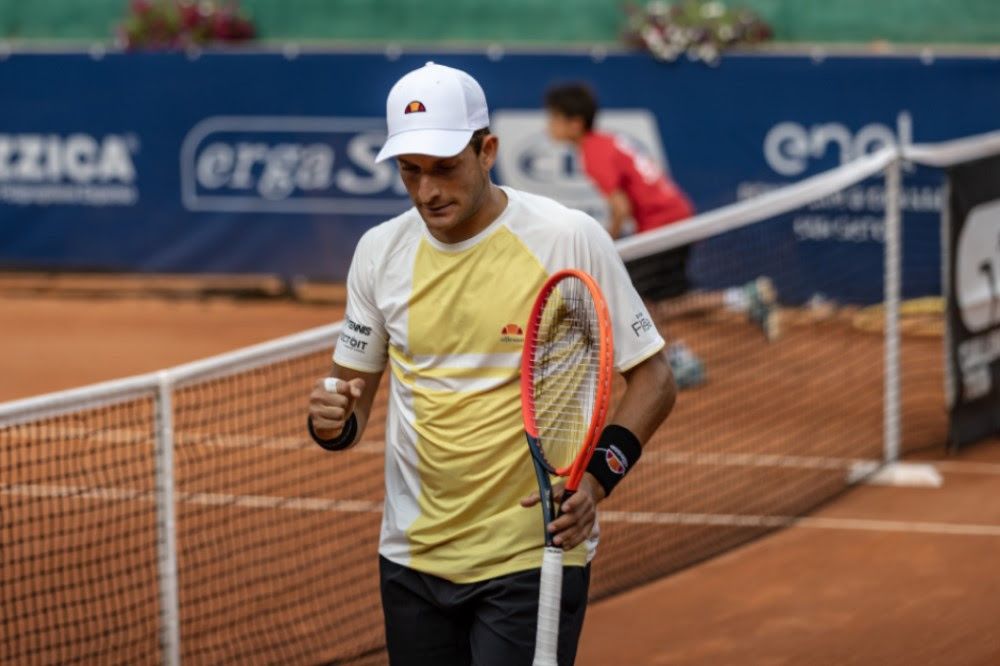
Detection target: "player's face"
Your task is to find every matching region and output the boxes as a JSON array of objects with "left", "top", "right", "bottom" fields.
[{"left": 396, "top": 135, "right": 498, "bottom": 240}]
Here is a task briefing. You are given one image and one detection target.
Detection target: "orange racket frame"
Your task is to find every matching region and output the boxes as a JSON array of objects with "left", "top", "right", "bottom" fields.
[{"left": 520, "top": 268, "right": 614, "bottom": 493}]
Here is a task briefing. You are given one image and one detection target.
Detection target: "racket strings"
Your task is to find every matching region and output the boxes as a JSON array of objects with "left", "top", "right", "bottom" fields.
[{"left": 530, "top": 279, "right": 603, "bottom": 471}]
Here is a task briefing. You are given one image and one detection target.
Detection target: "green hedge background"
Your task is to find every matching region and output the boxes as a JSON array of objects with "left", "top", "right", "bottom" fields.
[{"left": 0, "top": 0, "right": 997, "bottom": 44}]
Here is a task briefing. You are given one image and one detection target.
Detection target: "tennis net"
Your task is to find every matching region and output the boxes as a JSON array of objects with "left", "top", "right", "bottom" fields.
[{"left": 2, "top": 132, "right": 998, "bottom": 664}]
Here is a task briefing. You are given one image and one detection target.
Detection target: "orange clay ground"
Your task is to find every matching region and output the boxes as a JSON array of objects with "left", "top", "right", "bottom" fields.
[{"left": 2, "top": 289, "right": 998, "bottom": 665}]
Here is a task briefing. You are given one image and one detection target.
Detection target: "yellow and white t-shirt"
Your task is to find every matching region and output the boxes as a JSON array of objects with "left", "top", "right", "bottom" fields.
[{"left": 333, "top": 186, "right": 664, "bottom": 583}]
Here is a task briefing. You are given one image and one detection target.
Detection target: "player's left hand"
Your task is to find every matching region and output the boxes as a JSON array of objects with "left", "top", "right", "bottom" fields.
[{"left": 520, "top": 473, "right": 606, "bottom": 551}]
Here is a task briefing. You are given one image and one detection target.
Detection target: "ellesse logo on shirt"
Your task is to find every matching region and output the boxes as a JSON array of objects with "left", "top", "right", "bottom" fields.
[{"left": 500, "top": 323, "right": 524, "bottom": 344}]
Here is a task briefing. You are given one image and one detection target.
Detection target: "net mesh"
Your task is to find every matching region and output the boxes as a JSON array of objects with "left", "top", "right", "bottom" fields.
[
  {"left": 898, "top": 164, "right": 950, "bottom": 450},
  {"left": 1, "top": 398, "right": 161, "bottom": 664},
  {"left": 597, "top": 174, "right": 945, "bottom": 594},
  {"left": 0, "top": 176, "right": 950, "bottom": 665},
  {"left": 170, "top": 352, "right": 388, "bottom": 664}
]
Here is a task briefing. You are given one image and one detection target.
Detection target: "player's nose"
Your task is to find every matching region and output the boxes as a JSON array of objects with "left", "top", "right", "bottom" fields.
[{"left": 416, "top": 174, "right": 442, "bottom": 205}]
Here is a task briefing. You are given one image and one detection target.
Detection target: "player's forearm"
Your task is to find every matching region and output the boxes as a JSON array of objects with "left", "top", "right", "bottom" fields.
[
  {"left": 609, "top": 350, "right": 676, "bottom": 444},
  {"left": 608, "top": 214, "right": 625, "bottom": 240},
  {"left": 607, "top": 191, "right": 630, "bottom": 239},
  {"left": 580, "top": 352, "right": 673, "bottom": 503}
]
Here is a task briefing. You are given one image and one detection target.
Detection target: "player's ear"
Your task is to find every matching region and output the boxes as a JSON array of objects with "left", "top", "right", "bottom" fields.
[{"left": 479, "top": 133, "right": 499, "bottom": 171}]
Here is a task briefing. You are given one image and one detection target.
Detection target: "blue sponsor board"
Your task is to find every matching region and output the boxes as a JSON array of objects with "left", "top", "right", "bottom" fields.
[
  {"left": 0, "top": 51, "right": 998, "bottom": 302},
  {"left": 180, "top": 116, "right": 407, "bottom": 216}
]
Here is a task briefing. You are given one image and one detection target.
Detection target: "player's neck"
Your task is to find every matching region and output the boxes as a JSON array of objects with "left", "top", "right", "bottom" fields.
[{"left": 570, "top": 129, "right": 591, "bottom": 146}]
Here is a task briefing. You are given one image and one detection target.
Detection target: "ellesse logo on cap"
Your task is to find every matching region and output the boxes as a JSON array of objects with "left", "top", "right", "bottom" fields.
[{"left": 404, "top": 101, "right": 427, "bottom": 114}]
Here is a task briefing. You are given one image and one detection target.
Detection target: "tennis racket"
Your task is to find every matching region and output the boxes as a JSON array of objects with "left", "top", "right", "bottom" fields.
[{"left": 520, "top": 269, "right": 614, "bottom": 666}]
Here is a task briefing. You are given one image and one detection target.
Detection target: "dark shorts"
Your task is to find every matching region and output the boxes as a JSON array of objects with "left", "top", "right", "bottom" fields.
[
  {"left": 624, "top": 244, "right": 691, "bottom": 302},
  {"left": 379, "top": 556, "right": 590, "bottom": 666}
]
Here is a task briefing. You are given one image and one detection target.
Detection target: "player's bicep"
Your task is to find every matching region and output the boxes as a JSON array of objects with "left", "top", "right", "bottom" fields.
[
  {"left": 334, "top": 232, "right": 389, "bottom": 372},
  {"left": 334, "top": 315, "right": 388, "bottom": 372}
]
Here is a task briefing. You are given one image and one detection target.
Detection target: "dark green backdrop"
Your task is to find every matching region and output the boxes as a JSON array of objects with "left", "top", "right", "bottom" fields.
[{"left": 0, "top": 0, "right": 997, "bottom": 43}]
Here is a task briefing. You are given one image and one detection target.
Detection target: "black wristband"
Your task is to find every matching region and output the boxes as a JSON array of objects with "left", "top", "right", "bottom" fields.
[
  {"left": 586, "top": 424, "right": 642, "bottom": 497},
  {"left": 308, "top": 412, "right": 358, "bottom": 451}
]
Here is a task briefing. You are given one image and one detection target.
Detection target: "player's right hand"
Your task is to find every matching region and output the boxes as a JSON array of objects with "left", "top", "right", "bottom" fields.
[{"left": 309, "top": 376, "right": 365, "bottom": 440}]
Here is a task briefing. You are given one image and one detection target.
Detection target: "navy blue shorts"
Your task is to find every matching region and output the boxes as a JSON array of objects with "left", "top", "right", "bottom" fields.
[{"left": 379, "top": 556, "right": 590, "bottom": 666}]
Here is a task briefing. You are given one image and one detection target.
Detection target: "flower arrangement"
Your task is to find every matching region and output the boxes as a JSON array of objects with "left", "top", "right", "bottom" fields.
[
  {"left": 625, "top": 0, "right": 773, "bottom": 65},
  {"left": 119, "top": 0, "right": 256, "bottom": 49}
]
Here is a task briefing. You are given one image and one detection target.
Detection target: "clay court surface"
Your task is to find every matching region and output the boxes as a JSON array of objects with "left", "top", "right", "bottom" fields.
[{"left": 2, "top": 287, "right": 1000, "bottom": 665}]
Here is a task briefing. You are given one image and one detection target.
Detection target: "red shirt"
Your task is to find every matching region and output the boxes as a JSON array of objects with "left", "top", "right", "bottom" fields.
[{"left": 579, "top": 131, "right": 693, "bottom": 233}]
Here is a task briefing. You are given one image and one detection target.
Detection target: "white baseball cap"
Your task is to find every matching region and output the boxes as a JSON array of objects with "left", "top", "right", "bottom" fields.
[{"left": 375, "top": 62, "right": 490, "bottom": 163}]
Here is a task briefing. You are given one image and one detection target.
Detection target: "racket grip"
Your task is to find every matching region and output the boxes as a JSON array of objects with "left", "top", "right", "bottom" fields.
[
  {"left": 323, "top": 377, "right": 343, "bottom": 393},
  {"left": 532, "top": 546, "right": 563, "bottom": 666}
]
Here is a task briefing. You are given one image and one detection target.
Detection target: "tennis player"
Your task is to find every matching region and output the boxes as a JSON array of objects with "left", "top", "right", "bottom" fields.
[
  {"left": 308, "top": 63, "right": 675, "bottom": 666},
  {"left": 544, "top": 83, "right": 781, "bottom": 357}
]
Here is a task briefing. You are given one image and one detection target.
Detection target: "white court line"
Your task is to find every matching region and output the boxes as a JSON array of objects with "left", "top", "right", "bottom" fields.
[
  {"left": 931, "top": 460, "right": 1000, "bottom": 476},
  {"left": 10, "top": 423, "right": 999, "bottom": 481},
  {"left": 641, "top": 450, "right": 870, "bottom": 471},
  {"left": 19, "top": 422, "right": 999, "bottom": 478},
  {"left": 3, "top": 423, "right": 387, "bottom": 454},
  {"left": 599, "top": 511, "right": 1000, "bottom": 537},
  {"left": 6, "top": 424, "right": 871, "bottom": 469},
  {"left": 5, "top": 483, "right": 1000, "bottom": 537},
  {"left": 1, "top": 484, "right": 382, "bottom": 515}
]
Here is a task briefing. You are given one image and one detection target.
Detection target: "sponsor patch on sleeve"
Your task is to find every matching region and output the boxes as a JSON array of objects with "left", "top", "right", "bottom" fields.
[
  {"left": 339, "top": 315, "right": 375, "bottom": 353},
  {"left": 630, "top": 312, "right": 653, "bottom": 337}
]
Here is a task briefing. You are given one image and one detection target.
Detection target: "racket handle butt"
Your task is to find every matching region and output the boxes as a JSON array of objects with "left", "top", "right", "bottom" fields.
[{"left": 532, "top": 546, "right": 563, "bottom": 666}]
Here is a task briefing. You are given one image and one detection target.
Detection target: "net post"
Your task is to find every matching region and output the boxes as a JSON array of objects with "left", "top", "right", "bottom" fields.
[
  {"left": 883, "top": 157, "right": 903, "bottom": 463},
  {"left": 940, "top": 178, "right": 956, "bottom": 431},
  {"left": 155, "top": 371, "right": 181, "bottom": 666}
]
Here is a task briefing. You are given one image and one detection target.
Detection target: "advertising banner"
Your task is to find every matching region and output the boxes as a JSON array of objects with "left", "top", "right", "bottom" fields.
[
  {"left": 1, "top": 51, "right": 998, "bottom": 301},
  {"left": 945, "top": 155, "right": 1000, "bottom": 448}
]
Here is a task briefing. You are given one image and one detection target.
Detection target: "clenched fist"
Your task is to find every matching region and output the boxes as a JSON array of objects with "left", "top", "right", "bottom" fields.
[{"left": 309, "top": 376, "right": 366, "bottom": 440}]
